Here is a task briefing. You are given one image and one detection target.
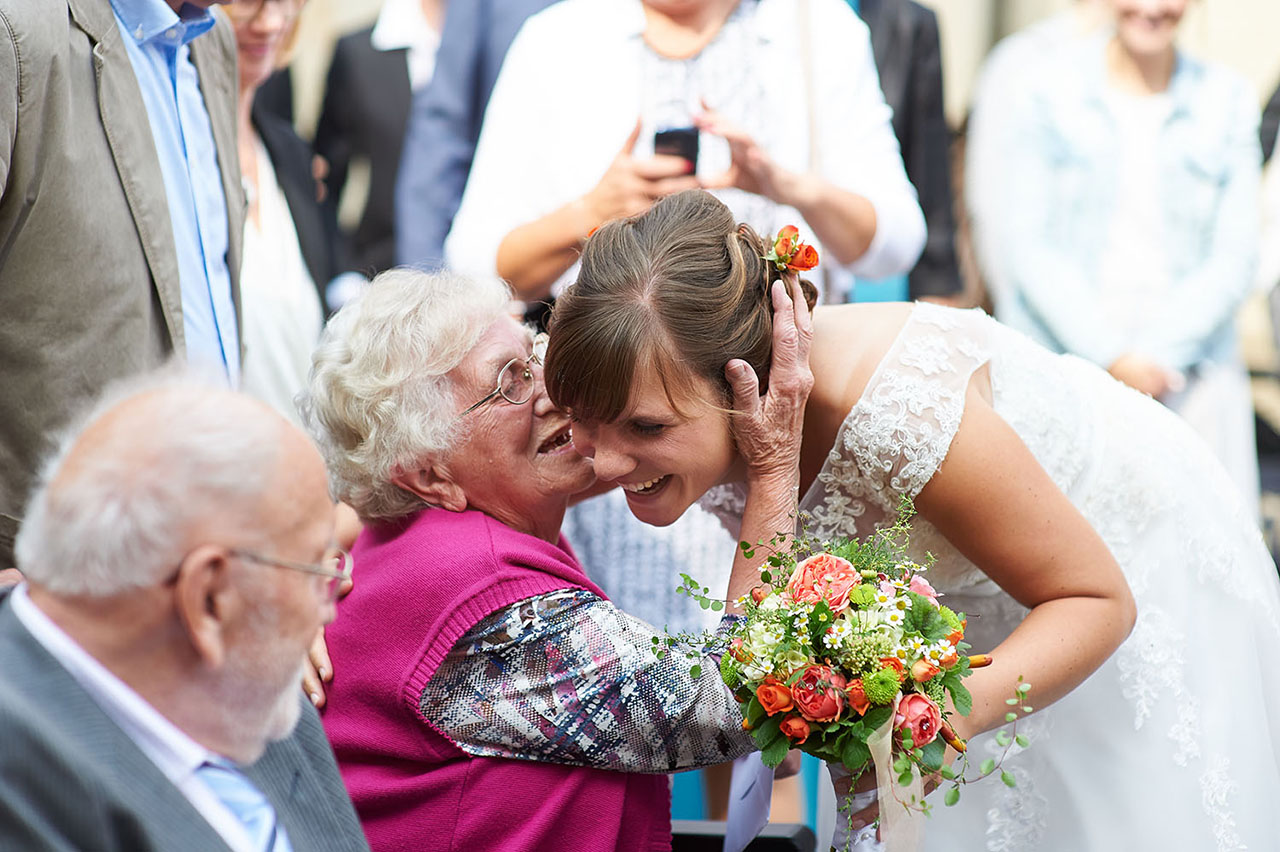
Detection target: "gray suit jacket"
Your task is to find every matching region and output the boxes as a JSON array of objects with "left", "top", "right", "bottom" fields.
[
  {"left": 0, "top": 0, "right": 245, "bottom": 568},
  {"left": 0, "top": 592, "right": 370, "bottom": 851}
]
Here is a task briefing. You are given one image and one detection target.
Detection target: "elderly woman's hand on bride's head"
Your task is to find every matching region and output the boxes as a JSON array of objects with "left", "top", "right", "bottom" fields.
[{"left": 725, "top": 274, "right": 814, "bottom": 485}]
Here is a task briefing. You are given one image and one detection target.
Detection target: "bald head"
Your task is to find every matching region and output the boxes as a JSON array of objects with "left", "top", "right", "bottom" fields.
[{"left": 16, "top": 371, "right": 328, "bottom": 597}]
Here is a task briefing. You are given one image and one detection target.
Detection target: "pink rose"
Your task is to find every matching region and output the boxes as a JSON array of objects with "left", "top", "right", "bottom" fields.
[
  {"left": 895, "top": 693, "right": 943, "bottom": 747},
  {"left": 791, "top": 664, "right": 847, "bottom": 723},
  {"left": 787, "top": 553, "right": 861, "bottom": 612},
  {"left": 908, "top": 575, "right": 940, "bottom": 606}
]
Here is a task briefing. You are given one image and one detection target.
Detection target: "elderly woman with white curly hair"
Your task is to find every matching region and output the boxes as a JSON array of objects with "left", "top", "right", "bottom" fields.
[{"left": 301, "top": 267, "right": 813, "bottom": 851}]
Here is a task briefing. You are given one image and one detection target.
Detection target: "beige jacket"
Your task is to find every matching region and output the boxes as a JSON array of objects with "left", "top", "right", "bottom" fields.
[{"left": 0, "top": 0, "right": 244, "bottom": 567}]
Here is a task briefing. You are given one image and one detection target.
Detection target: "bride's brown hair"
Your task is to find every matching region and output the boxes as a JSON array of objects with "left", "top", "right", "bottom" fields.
[{"left": 545, "top": 189, "right": 817, "bottom": 422}]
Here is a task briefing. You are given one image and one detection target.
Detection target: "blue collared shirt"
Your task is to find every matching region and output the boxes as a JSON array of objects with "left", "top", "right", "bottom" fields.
[{"left": 109, "top": 0, "right": 240, "bottom": 384}]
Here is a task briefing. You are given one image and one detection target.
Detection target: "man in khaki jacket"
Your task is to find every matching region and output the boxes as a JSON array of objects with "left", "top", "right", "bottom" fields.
[{"left": 0, "top": 0, "right": 244, "bottom": 571}]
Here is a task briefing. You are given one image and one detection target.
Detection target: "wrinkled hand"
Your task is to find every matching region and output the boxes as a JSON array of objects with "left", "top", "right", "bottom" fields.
[
  {"left": 300, "top": 573, "right": 353, "bottom": 708},
  {"left": 582, "top": 120, "right": 700, "bottom": 226},
  {"left": 1108, "top": 353, "right": 1184, "bottom": 399},
  {"left": 696, "top": 102, "right": 791, "bottom": 205},
  {"left": 725, "top": 275, "right": 814, "bottom": 484}
]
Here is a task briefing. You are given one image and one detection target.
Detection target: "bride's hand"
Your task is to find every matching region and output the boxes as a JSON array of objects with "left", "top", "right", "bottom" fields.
[{"left": 725, "top": 275, "right": 814, "bottom": 485}]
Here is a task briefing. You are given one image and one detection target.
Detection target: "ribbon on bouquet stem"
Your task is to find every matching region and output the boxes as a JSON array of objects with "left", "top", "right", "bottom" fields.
[{"left": 829, "top": 695, "right": 923, "bottom": 852}]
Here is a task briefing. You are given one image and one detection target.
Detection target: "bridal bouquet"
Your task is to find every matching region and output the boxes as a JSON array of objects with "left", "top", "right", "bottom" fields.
[{"left": 663, "top": 506, "right": 1030, "bottom": 849}]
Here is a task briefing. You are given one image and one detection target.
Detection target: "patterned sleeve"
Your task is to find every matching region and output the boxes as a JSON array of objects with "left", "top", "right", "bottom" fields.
[{"left": 418, "top": 588, "right": 756, "bottom": 773}]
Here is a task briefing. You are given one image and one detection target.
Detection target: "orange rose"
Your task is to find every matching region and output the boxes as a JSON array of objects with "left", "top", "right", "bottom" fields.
[
  {"left": 779, "top": 714, "right": 810, "bottom": 745},
  {"left": 730, "top": 636, "right": 751, "bottom": 663},
  {"left": 787, "top": 553, "right": 861, "bottom": 612},
  {"left": 939, "top": 648, "right": 959, "bottom": 669},
  {"left": 786, "top": 242, "right": 819, "bottom": 271},
  {"left": 879, "top": 656, "right": 907, "bottom": 683},
  {"left": 791, "top": 664, "right": 847, "bottom": 723},
  {"left": 945, "top": 628, "right": 965, "bottom": 645},
  {"left": 750, "top": 586, "right": 769, "bottom": 605},
  {"left": 756, "top": 677, "right": 794, "bottom": 716},
  {"left": 911, "top": 659, "right": 941, "bottom": 683},
  {"left": 773, "top": 225, "right": 800, "bottom": 257},
  {"left": 846, "top": 678, "right": 871, "bottom": 716}
]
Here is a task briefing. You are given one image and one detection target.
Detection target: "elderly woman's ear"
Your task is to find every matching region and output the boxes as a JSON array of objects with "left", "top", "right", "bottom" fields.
[{"left": 392, "top": 466, "right": 468, "bottom": 512}]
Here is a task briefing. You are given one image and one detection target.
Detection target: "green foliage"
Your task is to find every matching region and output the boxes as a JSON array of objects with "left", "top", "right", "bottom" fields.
[
  {"left": 760, "top": 734, "right": 790, "bottom": 768},
  {"left": 840, "top": 735, "right": 871, "bottom": 769},
  {"left": 944, "top": 787, "right": 961, "bottom": 806},
  {"left": 937, "top": 605, "right": 963, "bottom": 632},
  {"left": 1001, "top": 770, "right": 1017, "bottom": 788},
  {"left": 941, "top": 669, "right": 973, "bottom": 717},
  {"left": 918, "top": 738, "right": 947, "bottom": 772},
  {"left": 903, "top": 593, "right": 948, "bottom": 642}
]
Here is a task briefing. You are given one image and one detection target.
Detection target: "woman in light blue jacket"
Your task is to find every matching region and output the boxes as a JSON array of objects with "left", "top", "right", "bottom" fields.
[{"left": 988, "top": 0, "right": 1261, "bottom": 504}]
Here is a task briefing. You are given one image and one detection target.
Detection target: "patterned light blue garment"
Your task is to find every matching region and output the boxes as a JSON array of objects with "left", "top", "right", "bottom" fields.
[{"left": 419, "top": 589, "right": 754, "bottom": 772}]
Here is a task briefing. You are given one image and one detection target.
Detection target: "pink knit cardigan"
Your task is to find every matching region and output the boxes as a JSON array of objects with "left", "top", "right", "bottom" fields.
[{"left": 321, "top": 506, "right": 672, "bottom": 851}]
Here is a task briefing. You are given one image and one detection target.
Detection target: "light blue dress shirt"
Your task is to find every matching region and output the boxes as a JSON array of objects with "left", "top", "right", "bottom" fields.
[{"left": 109, "top": 0, "right": 240, "bottom": 384}]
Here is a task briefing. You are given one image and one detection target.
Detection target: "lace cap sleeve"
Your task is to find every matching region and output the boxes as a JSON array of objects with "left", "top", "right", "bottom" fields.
[{"left": 811, "top": 306, "right": 993, "bottom": 536}]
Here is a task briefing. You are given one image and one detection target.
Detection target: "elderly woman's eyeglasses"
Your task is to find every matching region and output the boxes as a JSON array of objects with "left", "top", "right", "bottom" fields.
[
  {"left": 224, "top": 0, "right": 303, "bottom": 24},
  {"left": 460, "top": 333, "right": 549, "bottom": 416},
  {"left": 230, "top": 546, "right": 353, "bottom": 602}
]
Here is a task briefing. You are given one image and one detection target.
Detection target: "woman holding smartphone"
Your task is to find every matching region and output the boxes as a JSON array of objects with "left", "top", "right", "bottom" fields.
[{"left": 442, "top": 0, "right": 925, "bottom": 308}]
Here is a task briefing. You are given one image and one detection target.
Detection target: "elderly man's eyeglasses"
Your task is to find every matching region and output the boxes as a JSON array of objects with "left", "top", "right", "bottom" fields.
[
  {"left": 460, "top": 333, "right": 549, "bottom": 416},
  {"left": 230, "top": 547, "right": 352, "bottom": 602}
]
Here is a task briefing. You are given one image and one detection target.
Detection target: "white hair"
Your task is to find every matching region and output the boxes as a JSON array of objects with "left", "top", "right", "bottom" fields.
[
  {"left": 14, "top": 366, "right": 284, "bottom": 596},
  {"left": 298, "top": 267, "right": 512, "bottom": 521}
]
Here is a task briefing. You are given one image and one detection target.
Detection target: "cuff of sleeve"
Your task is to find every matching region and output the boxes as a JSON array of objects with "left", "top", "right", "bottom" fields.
[{"left": 846, "top": 190, "right": 927, "bottom": 280}]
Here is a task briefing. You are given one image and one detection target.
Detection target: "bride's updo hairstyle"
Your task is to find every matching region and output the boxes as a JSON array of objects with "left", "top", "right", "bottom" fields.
[{"left": 546, "top": 189, "right": 817, "bottom": 422}]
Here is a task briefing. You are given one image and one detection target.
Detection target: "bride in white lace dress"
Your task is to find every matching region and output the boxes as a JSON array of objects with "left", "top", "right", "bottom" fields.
[{"left": 545, "top": 191, "right": 1280, "bottom": 851}]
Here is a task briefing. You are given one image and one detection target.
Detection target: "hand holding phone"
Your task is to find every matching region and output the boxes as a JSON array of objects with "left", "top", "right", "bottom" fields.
[{"left": 654, "top": 126, "right": 699, "bottom": 173}]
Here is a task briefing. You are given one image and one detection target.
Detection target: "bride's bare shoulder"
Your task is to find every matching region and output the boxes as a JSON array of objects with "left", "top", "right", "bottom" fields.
[{"left": 810, "top": 302, "right": 915, "bottom": 410}]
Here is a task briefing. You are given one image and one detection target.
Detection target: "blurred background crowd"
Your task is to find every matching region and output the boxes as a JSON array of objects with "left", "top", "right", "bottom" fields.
[{"left": 6, "top": 0, "right": 1280, "bottom": 846}]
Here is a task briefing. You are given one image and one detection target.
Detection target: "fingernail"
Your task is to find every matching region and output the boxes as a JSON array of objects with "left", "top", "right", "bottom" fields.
[
  {"left": 318, "top": 667, "right": 329, "bottom": 680},
  {"left": 309, "top": 692, "right": 321, "bottom": 706}
]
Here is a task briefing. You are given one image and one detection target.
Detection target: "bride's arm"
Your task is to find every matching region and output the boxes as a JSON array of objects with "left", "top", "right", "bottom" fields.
[{"left": 914, "top": 382, "right": 1137, "bottom": 741}]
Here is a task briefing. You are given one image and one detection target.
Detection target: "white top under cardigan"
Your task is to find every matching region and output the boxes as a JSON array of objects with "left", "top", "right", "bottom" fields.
[{"left": 444, "top": 0, "right": 926, "bottom": 302}]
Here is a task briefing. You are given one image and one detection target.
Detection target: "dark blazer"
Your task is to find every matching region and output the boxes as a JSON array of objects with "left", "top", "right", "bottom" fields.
[
  {"left": 253, "top": 100, "right": 344, "bottom": 312},
  {"left": 860, "top": 0, "right": 962, "bottom": 299},
  {"left": 394, "top": 0, "right": 557, "bottom": 268},
  {"left": 0, "top": 0, "right": 244, "bottom": 570},
  {"left": 0, "top": 593, "right": 369, "bottom": 851},
  {"left": 314, "top": 28, "right": 412, "bottom": 278}
]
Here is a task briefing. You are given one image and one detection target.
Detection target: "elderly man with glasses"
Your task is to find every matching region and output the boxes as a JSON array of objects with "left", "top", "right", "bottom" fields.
[{"left": 0, "top": 370, "right": 369, "bottom": 852}]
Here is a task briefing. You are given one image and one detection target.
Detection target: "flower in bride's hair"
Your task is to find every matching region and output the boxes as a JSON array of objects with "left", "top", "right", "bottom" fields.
[
  {"left": 787, "top": 242, "right": 819, "bottom": 272},
  {"left": 764, "top": 224, "right": 820, "bottom": 272}
]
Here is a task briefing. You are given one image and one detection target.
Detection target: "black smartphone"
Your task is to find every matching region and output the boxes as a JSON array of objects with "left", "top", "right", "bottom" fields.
[{"left": 654, "top": 126, "right": 699, "bottom": 172}]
